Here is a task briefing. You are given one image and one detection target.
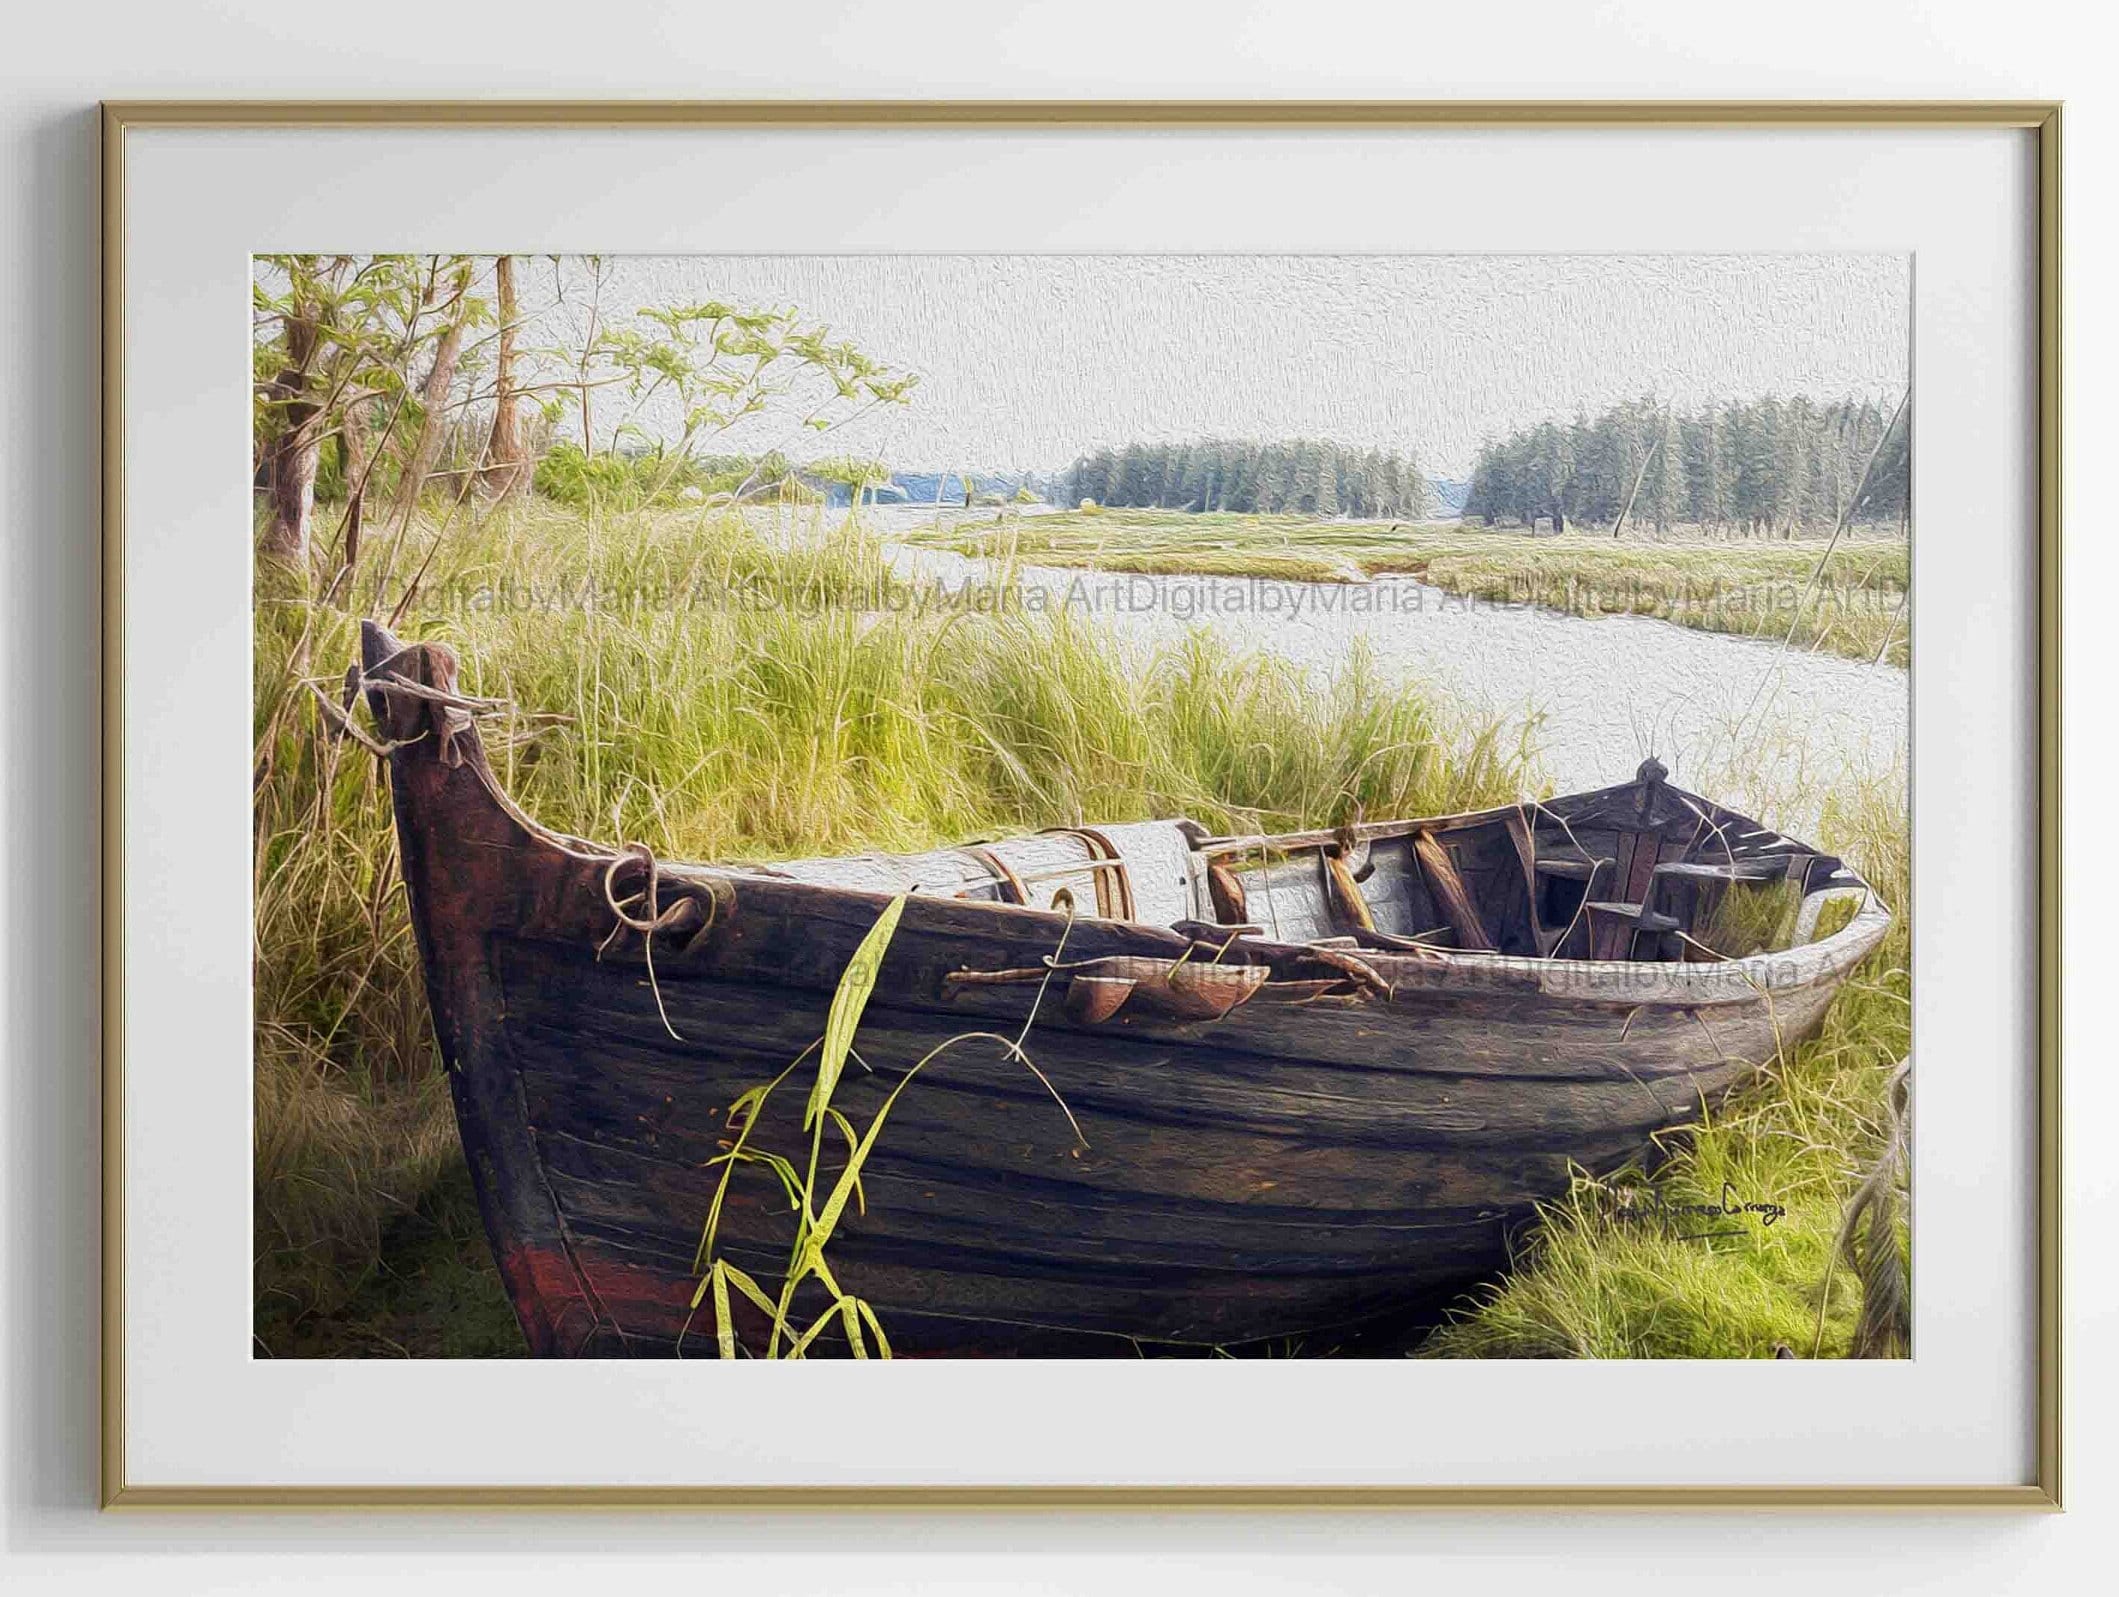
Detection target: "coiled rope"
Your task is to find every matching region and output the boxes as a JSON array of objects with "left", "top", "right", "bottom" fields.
[{"left": 599, "top": 842, "right": 712, "bottom": 1043}]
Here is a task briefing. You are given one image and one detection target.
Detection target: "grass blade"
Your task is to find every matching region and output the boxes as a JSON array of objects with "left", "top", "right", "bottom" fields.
[
  {"left": 712, "top": 1261, "right": 736, "bottom": 1360},
  {"left": 805, "top": 893, "right": 906, "bottom": 1132}
]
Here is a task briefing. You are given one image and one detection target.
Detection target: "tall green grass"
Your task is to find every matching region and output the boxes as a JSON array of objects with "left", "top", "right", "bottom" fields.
[{"left": 253, "top": 498, "right": 1527, "bottom": 1354}]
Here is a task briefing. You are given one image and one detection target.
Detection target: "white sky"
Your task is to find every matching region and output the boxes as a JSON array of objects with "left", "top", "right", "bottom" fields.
[{"left": 519, "top": 253, "right": 1910, "bottom": 478}]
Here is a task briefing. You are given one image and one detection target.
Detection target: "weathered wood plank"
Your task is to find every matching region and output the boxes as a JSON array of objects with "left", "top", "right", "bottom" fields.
[
  {"left": 1411, "top": 829, "right": 1498, "bottom": 953},
  {"left": 499, "top": 960, "right": 1742, "bottom": 1147}
]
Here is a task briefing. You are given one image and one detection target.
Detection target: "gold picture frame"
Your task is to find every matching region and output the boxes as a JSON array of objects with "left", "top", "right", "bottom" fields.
[{"left": 100, "top": 98, "right": 2062, "bottom": 1510}]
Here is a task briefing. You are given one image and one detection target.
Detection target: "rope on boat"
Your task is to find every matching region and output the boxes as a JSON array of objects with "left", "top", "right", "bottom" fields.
[
  {"left": 307, "top": 679, "right": 430, "bottom": 758},
  {"left": 599, "top": 841, "right": 711, "bottom": 1044},
  {"left": 310, "top": 652, "right": 526, "bottom": 770}
]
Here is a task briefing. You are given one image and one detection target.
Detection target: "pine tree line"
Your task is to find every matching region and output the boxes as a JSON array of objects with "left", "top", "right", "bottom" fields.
[
  {"left": 1463, "top": 394, "right": 1908, "bottom": 536},
  {"left": 1059, "top": 438, "right": 1431, "bottom": 520}
]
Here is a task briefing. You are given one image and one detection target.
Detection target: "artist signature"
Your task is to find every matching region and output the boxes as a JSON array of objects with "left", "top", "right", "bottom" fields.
[{"left": 1588, "top": 1180, "right": 1787, "bottom": 1241}]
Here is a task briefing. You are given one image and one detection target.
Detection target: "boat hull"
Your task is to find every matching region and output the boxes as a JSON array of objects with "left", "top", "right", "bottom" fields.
[
  {"left": 357, "top": 622, "right": 1890, "bottom": 1357},
  {"left": 492, "top": 931, "right": 1833, "bottom": 1354}
]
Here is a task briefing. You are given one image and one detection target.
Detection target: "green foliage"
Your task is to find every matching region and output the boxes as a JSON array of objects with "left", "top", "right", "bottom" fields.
[
  {"left": 1060, "top": 437, "right": 1429, "bottom": 520},
  {"left": 255, "top": 1157, "right": 525, "bottom": 1357},
  {"left": 1696, "top": 876, "right": 1804, "bottom": 959},
  {"left": 253, "top": 256, "right": 916, "bottom": 554},
  {"left": 683, "top": 894, "right": 941, "bottom": 1359},
  {"left": 805, "top": 455, "right": 895, "bottom": 493},
  {"left": 570, "top": 296, "right": 917, "bottom": 500},
  {"left": 256, "top": 500, "right": 1908, "bottom": 1360},
  {"left": 530, "top": 440, "right": 815, "bottom": 510},
  {"left": 1464, "top": 392, "right": 1909, "bottom": 535},
  {"left": 253, "top": 254, "right": 453, "bottom": 456}
]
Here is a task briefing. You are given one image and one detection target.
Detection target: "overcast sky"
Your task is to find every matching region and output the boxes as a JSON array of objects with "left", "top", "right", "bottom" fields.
[{"left": 521, "top": 253, "right": 1909, "bottom": 478}]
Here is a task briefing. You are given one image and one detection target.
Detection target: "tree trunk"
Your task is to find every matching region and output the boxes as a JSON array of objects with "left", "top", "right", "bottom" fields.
[
  {"left": 391, "top": 262, "right": 473, "bottom": 526},
  {"left": 338, "top": 395, "right": 375, "bottom": 570},
  {"left": 1610, "top": 426, "right": 1661, "bottom": 540},
  {"left": 260, "top": 306, "right": 323, "bottom": 562},
  {"left": 481, "top": 255, "right": 528, "bottom": 498}
]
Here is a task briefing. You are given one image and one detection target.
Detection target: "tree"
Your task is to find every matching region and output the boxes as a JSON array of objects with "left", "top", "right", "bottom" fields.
[
  {"left": 254, "top": 253, "right": 434, "bottom": 567},
  {"left": 258, "top": 261, "right": 329, "bottom": 561},
  {"left": 1313, "top": 445, "right": 1341, "bottom": 518},
  {"left": 1775, "top": 395, "right": 1816, "bottom": 536},
  {"left": 1068, "top": 436, "right": 1426, "bottom": 518},
  {"left": 1858, "top": 400, "right": 1910, "bottom": 524},
  {"left": 1178, "top": 442, "right": 1213, "bottom": 511},
  {"left": 586, "top": 297, "right": 919, "bottom": 503},
  {"left": 1538, "top": 422, "right": 1573, "bottom": 532},
  {"left": 1609, "top": 403, "right": 1664, "bottom": 540},
  {"left": 1232, "top": 444, "right": 1264, "bottom": 512},
  {"left": 1114, "top": 443, "right": 1149, "bottom": 506},
  {"left": 1255, "top": 445, "right": 1288, "bottom": 514},
  {"left": 1462, "top": 392, "right": 1907, "bottom": 540},
  {"left": 1685, "top": 406, "right": 1726, "bottom": 532},
  {"left": 1398, "top": 451, "right": 1431, "bottom": 520},
  {"left": 1376, "top": 452, "right": 1405, "bottom": 520},
  {"left": 390, "top": 258, "right": 477, "bottom": 528},
  {"left": 1648, "top": 406, "right": 1683, "bottom": 534},
  {"left": 480, "top": 255, "right": 530, "bottom": 499}
]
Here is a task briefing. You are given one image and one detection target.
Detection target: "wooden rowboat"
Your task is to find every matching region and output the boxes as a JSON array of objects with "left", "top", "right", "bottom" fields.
[{"left": 355, "top": 620, "right": 1891, "bottom": 1356}]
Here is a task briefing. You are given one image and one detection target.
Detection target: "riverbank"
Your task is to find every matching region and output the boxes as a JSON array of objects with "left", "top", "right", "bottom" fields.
[{"left": 908, "top": 509, "right": 1909, "bottom": 667}]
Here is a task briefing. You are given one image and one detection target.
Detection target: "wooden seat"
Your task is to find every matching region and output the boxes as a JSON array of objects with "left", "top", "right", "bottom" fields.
[
  {"left": 1650, "top": 860, "right": 1781, "bottom": 884},
  {"left": 1584, "top": 900, "right": 1681, "bottom": 962},
  {"left": 1585, "top": 900, "right": 1681, "bottom": 926}
]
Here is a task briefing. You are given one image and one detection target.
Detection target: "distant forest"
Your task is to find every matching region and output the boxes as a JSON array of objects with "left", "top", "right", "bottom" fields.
[
  {"left": 1059, "top": 439, "right": 1432, "bottom": 520},
  {"left": 1463, "top": 394, "right": 1909, "bottom": 536}
]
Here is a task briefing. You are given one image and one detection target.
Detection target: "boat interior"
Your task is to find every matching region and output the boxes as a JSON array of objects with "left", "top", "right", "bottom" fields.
[{"left": 739, "top": 762, "right": 1870, "bottom": 966}]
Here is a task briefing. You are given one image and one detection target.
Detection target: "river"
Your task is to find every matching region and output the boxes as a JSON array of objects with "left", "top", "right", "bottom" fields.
[{"left": 873, "top": 529, "right": 1907, "bottom": 836}]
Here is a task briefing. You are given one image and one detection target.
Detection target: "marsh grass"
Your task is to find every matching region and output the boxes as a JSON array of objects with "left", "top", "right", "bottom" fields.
[
  {"left": 253, "top": 499, "right": 1527, "bottom": 1354},
  {"left": 1695, "top": 876, "right": 1806, "bottom": 960},
  {"left": 925, "top": 510, "right": 1909, "bottom": 666}
]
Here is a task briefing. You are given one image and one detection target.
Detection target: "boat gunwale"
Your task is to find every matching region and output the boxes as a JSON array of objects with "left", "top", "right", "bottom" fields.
[{"left": 457, "top": 729, "right": 1891, "bottom": 1015}]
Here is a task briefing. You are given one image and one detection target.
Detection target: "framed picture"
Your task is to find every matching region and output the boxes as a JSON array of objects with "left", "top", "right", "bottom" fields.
[{"left": 101, "top": 100, "right": 2060, "bottom": 1506}]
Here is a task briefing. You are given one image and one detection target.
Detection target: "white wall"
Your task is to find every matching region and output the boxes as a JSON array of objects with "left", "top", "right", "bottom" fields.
[{"left": 3, "top": 3, "right": 2109, "bottom": 1592}]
